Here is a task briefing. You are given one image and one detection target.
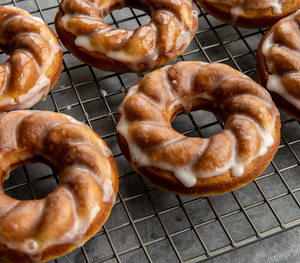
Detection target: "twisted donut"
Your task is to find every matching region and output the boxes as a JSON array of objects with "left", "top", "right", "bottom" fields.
[
  {"left": 116, "top": 61, "right": 281, "bottom": 196},
  {"left": 0, "top": 111, "right": 118, "bottom": 263},
  {"left": 54, "top": 0, "right": 198, "bottom": 73},
  {"left": 0, "top": 6, "right": 63, "bottom": 112},
  {"left": 196, "top": 0, "right": 300, "bottom": 28},
  {"left": 256, "top": 10, "right": 300, "bottom": 121}
]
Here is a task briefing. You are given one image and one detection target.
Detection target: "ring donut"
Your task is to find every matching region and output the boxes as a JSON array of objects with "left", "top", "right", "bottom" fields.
[
  {"left": 0, "top": 110, "right": 118, "bottom": 263},
  {"left": 0, "top": 6, "right": 63, "bottom": 112},
  {"left": 54, "top": 0, "right": 198, "bottom": 73},
  {"left": 196, "top": 0, "right": 300, "bottom": 28},
  {"left": 256, "top": 10, "right": 300, "bottom": 121},
  {"left": 116, "top": 61, "right": 281, "bottom": 196}
]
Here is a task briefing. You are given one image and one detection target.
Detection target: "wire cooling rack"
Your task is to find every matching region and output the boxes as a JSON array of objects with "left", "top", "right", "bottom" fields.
[{"left": 2, "top": 0, "right": 300, "bottom": 262}]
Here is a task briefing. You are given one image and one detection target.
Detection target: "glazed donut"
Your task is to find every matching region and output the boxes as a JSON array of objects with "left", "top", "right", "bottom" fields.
[
  {"left": 116, "top": 61, "right": 281, "bottom": 196},
  {"left": 54, "top": 0, "right": 198, "bottom": 73},
  {"left": 0, "top": 110, "right": 118, "bottom": 263},
  {"left": 196, "top": 0, "right": 300, "bottom": 28},
  {"left": 0, "top": 6, "right": 63, "bottom": 112},
  {"left": 256, "top": 10, "right": 300, "bottom": 121}
]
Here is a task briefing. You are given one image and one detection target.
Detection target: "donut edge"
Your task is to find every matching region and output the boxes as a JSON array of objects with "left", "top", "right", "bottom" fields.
[
  {"left": 0, "top": 201, "right": 116, "bottom": 263},
  {"left": 43, "top": 22, "right": 64, "bottom": 99},
  {"left": 115, "top": 109, "right": 281, "bottom": 197},
  {"left": 196, "top": 0, "right": 300, "bottom": 28},
  {"left": 54, "top": 11, "right": 133, "bottom": 73}
]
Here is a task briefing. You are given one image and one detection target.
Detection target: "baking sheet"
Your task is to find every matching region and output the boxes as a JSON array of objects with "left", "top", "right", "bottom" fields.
[{"left": 2, "top": 0, "right": 300, "bottom": 262}]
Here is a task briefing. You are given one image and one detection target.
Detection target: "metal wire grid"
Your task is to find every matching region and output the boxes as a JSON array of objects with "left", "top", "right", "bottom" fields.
[{"left": 2, "top": 0, "right": 300, "bottom": 262}]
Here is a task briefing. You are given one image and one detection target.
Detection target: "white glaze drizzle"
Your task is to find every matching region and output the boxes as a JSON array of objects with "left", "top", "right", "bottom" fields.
[
  {"left": 267, "top": 74, "right": 300, "bottom": 109},
  {"left": 116, "top": 63, "right": 278, "bottom": 187}
]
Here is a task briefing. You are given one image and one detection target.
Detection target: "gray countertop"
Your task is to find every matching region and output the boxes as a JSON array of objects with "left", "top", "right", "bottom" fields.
[{"left": 208, "top": 226, "right": 300, "bottom": 263}]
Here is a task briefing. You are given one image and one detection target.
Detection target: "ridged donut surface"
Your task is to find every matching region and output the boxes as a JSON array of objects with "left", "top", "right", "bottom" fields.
[
  {"left": 54, "top": 0, "right": 198, "bottom": 72},
  {"left": 116, "top": 61, "right": 281, "bottom": 196},
  {"left": 196, "top": 0, "right": 300, "bottom": 28},
  {"left": 0, "top": 110, "right": 118, "bottom": 263},
  {"left": 0, "top": 6, "right": 63, "bottom": 112},
  {"left": 256, "top": 10, "right": 300, "bottom": 121}
]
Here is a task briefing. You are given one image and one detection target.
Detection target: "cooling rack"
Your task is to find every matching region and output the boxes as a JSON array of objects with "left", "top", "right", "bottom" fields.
[{"left": 2, "top": 0, "right": 300, "bottom": 262}]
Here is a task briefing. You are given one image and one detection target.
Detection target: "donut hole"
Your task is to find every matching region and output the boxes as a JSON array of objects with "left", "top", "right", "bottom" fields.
[
  {"left": 0, "top": 51, "right": 9, "bottom": 63},
  {"left": 3, "top": 163, "right": 59, "bottom": 201},
  {"left": 171, "top": 109, "right": 223, "bottom": 138},
  {"left": 109, "top": 7, "right": 151, "bottom": 30},
  {"left": 170, "top": 98, "right": 224, "bottom": 138}
]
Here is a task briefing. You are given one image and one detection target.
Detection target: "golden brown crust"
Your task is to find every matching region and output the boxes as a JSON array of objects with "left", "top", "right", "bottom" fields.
[
  {"left": 256, "top": 10, "right": 300, "bottom": 121},
  {"left": 0, "top": 110, "right": 118, "bottom": 263},
  {"left": 196, "top": 0, "right": 300, "bottom": 28},
  {"left": 54, "top": 0, "right": 198, "bottom": 73},
  {"left": 116, "top": 61, "right": 281, "bottom": 197},
  {"left": 0, "top": 6, "right": 63, "bottom": 112}
]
